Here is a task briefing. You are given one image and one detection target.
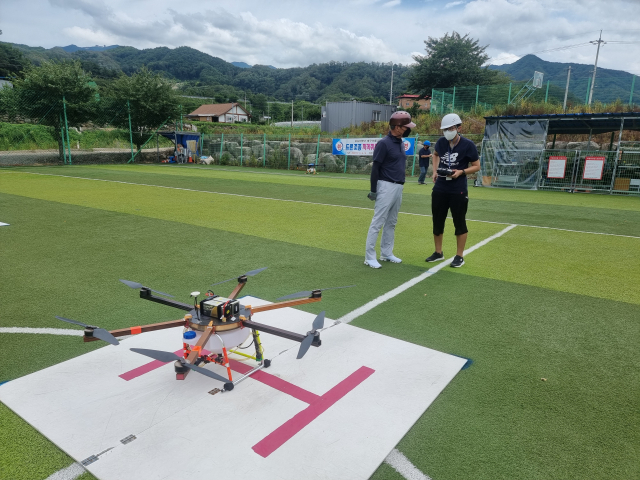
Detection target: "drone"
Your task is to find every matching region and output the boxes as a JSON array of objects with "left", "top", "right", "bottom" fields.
[{"left": 56, "top": 268, "right": 353, "bottom": 392}]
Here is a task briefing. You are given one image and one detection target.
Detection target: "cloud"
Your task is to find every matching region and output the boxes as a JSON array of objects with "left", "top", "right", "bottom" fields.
[
  {"left": 0, "top": 0, "right": 637, "bottom": 73},
  {"left": 46, "top": 4, "right": 415, "bottom": 67},
  {"left": 486, "top": 52, "right": 520, "bottom": 66}
]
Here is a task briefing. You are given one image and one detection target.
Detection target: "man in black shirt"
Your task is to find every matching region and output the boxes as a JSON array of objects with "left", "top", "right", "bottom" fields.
[
  {"left": 364, "top": 111, "right": 415, "bottom": 269},
  {"left": 425, "top": 113, "right": 480, "bottom": 268},
  {"left": 418, "top": 140, "right": 431, "bottom": 184}
]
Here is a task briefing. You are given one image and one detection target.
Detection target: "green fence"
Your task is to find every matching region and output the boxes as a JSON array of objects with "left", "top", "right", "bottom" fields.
[
  {"left": 199, "top": 133, "right": 458, "bottom": 177},
  {"left": 0, "top": 88, "right": 177, "bottom": 167},
  {"left": 431, "top": 73, "right": 639, "bottom": 114}
]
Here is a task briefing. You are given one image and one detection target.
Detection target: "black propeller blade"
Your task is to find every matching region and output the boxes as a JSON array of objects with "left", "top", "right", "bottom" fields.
[
  {"left": 55, "top": 316, "right": 119, "bottom": 346},
  {"left": 297, "top": 311, "right": 325, "bottom": 359},
  {"left": 211, "top": 267, "right": 268, "bottom": 287},
  {"left": 130, "top": 348, "right": 230, "bottom": 383},
  {"left": 277, "top": 285, "right": 356, "bottom": 301},
  {"left": 119, "top": 279, "right": 175, "bottom": 298}
]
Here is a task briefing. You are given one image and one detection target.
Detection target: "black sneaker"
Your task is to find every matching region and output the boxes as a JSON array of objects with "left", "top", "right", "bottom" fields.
[
  {"left": 450, "top": 255, "right": 465, "bottom": 268},
  {"left": 425, "top": 251, "right": 444, "bottom": 262}
]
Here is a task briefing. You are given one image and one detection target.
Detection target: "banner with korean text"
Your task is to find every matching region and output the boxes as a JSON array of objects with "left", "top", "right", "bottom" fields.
[{"left": 332, "top": 138, "right": 415, "bottom": 156}]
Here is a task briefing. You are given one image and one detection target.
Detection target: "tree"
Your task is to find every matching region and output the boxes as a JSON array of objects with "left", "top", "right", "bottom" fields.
[
  {"left": 107, "top": 67, "right": 179, "bottom": 150},
  {"left": 250, "top": 93, "right": 268, "bottom": 117},
  {"left": 0, "top": 42, "right": 29, "bottom": 78},
  {"left": 12, "top": 60, "right": 98, "bottom": 159},
  {"left": 408, "top": 32, "right": 508, "bottom": 97}
]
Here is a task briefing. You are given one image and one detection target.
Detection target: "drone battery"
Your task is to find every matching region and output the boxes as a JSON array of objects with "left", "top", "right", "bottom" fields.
[{"left": 200, "top": 297, "right": 240, "bottom": 320}]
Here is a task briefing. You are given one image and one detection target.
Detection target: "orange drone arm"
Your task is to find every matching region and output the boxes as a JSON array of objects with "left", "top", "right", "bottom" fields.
[
  {"left": 83, "top": 319, "right": 186, "bottom": 342},
  {"left": 228, "top": 281, "right": 246, "bottom": 300},
  {"left": 185, "top": 322, "right": 215, "bottom": 364},
  {"left": 249, "top": 296, "right": 321, "bottom": 314}
]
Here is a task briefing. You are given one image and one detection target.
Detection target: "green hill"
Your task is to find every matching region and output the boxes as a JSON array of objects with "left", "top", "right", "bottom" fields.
[{"left": 2, "top": 42, "right": 409, "bottom": 104}]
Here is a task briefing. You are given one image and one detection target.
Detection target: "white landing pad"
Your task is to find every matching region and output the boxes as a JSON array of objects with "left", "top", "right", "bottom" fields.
[{"left": 0, "top": 297, "right": 466, "bottom": 480}]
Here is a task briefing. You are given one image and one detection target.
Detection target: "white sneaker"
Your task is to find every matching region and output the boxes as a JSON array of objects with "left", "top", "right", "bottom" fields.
[
  {"left": 364, "top": 259, "right": 382, "bottom": 269},
  {"left": 380, "top": 255, "right": 402, "bottom": 263}
]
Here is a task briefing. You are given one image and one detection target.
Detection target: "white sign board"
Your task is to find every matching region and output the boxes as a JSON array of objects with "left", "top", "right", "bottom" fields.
[
  {"left": 583, "top": 156, "right": 605, "bottom": 180},
  {"left": 547, "top": 156, "right": 567, "bottom": 179}
]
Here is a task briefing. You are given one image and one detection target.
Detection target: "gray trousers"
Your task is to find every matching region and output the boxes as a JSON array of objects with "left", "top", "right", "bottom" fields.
[{"left": 365, "top": 180, "right": 404, "bottom": 260}]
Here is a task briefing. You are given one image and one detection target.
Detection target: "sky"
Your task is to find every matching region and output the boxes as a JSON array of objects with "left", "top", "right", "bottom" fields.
[{"left": 1, "top": 0, "right": 640, "bottom": 74}]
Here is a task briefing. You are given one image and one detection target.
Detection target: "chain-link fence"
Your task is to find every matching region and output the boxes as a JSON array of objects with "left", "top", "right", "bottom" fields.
[
  {"left": 0, "top": 88, "right": 175, "bottom": 167},
  {"left": 481, "top": 143, "right": 640, "bottom": 195},
  {"left": 199, "top": 133, "right": 451, "bottom": 177},
  {"left": 432, "top": 73, "right": 639, "bottom": 114}
]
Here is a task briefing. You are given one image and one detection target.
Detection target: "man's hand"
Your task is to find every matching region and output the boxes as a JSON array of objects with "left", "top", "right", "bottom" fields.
[
  {"left": 432, "top": 172, "right": 438, "bottom": 183},
  {"left": 451, "top": 170, "right": 465, "bottom": 179},
  {"left": 367, "top": 192, "right": 377, "bottom": 201}
]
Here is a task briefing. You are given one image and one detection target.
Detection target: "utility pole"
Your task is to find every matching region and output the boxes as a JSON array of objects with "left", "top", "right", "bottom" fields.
[
  {"left": 389, "top": 64, "right": 394, "bottom": 105},
  {"left": 291, "top": 100, "right": 293, "bottom": 127},
  {"left": 563, "top": 66, "right": 571, "bottom": 113},
  {"left": 588, "top": 30, "right": 605, "bottom": 105}
]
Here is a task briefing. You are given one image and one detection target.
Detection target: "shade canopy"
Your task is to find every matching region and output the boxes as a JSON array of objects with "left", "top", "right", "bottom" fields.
[{"left": 484, "top": 112, "right": 640, "bottom": 135}]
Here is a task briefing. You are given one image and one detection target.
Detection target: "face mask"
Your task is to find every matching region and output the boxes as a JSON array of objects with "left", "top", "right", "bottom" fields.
[
  {"left": 444, "top": 129, "right": 458, "bottom": 141},
  {"left": 402, "top": 127, "right": 411, "bottom": 138}
]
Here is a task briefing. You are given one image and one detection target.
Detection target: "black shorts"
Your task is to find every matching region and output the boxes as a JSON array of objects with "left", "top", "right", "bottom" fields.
[{"left": 431, "top": 190, "right": 469, "bottom": 236}]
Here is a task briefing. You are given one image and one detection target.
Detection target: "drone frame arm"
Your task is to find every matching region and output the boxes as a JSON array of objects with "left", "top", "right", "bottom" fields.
[
  {"left": 248, "top": 296, "right": 321, "bottom": 314},
  {"left": 83, "top": 318, "right": 186, "bottom": 342},
  {"left": 228, "top": 278, "right": 247, "bottom": 300},
  {"left": 139, "top": 288, "right": 192, "bottom": 311},
  {"left": 242, "top": 319, "right": 321, "bottom": 347},
  {"left": 185, "top": 322, "right": 215, "bottom": 365}
]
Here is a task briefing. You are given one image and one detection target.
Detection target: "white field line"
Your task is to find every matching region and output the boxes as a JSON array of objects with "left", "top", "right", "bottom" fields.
[
  {"left": 0, "top": 327, "right": 82, "bottom": 336},
  {"left": 385, "top": 449, "right": 432, "bottom": 480},
  {"left": 44, "top": 462, "right": 85, "bottom": 480},
  {"left": 3, "top": 171, "right": 640, "bottom": 239},
  {"left": 338, "top": 224, "right": 518, "bottom": 324}
]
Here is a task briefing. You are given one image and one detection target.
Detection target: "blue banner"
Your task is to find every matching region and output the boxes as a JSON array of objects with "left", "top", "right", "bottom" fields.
[{"left": 332, "top": 138, "right": 415, "bottom": 156}]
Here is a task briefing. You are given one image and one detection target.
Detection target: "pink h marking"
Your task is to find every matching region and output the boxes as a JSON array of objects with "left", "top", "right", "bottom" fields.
[{"left": 119, "top": 351, "right": 374, "bottom": 457}]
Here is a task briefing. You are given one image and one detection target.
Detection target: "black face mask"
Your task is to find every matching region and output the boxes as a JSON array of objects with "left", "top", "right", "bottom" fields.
[{"left": 402, "top": 127, "right": 411, "bottom": 138}]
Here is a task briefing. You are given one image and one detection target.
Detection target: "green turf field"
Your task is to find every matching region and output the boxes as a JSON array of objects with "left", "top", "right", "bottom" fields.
[{"left": 0, "top": 165, "right": 638, "bottom": 480}]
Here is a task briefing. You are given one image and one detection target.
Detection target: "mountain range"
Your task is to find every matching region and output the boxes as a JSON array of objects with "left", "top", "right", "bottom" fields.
[
  {"left": 2, "top": 42, "right": 636, "bottom": 105},
  {"left": 3, "top": 42, "right": 409, "bottom": 103}
]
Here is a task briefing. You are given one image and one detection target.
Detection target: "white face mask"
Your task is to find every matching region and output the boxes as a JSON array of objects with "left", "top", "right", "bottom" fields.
[{"left": 443, "top": 129, "right": 458, "bottom": 141}]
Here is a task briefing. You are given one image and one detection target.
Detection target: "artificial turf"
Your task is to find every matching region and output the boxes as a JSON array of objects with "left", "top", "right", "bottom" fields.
[
  {"left": 7, "top": 165, "right": 640, "bottom": 237},
  {"left": 0, "top": 165, "right": 638, "bottom": 480},
  {"left": 362, "top": 272, "right": 639, "bottom": 480}
]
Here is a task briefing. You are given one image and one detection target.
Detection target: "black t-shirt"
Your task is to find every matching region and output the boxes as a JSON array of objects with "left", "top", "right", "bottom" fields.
[
  {"left": 433, "top": 136, "right": 479, "bottom": 193},
  {"left": 418, "top": 147, "right": 431, "bottom": 168},
  {"left": 372, "top": 132, "right": 407, "bottom": 184}
]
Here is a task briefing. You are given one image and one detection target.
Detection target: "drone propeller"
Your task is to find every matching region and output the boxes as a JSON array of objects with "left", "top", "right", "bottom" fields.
[
  {"left": 119, "top": 279, "right": 175, "bottom": 298},
  {"left": 55, "top": 316, "right": 119, "bottom": 346},
  {"left": 297, "top": 311, "right": 325, "bottom": 359},
  {"left": 130, "top": 348, "right": 229, "bottom": 383},
  {"left": 277, "top": 285, "right": 356, "bottom": 301},
  {"left": 210, "top": 267, "right": 268, "bottom": 287}
]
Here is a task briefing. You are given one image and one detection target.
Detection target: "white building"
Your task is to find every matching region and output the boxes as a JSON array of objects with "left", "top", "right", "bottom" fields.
[{"left": 186, "top": 103, "right": 250, "bottom": 123}]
